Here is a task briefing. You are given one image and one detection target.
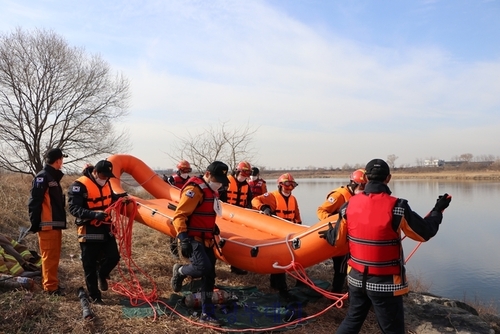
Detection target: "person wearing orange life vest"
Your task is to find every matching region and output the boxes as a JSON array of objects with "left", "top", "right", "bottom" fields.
[
  {"left": 319, "top": 159, "right": 452, "bottom": 334},
  {"left": 170, "top": 161, "right": 229, "bottom": 326},
  {"left": 316, "top": 169, "right": 367, "bottom": 293},
  {"left": 28, "top": 148, "right": 67, "bottom": 295},
  {"left": 219, "top": 161, "right": 253, "bottom": 275},
  {"left": 248, "top": 167, "right": 267, "bottom": 198},
  {"left": 251, "top": 173, "right": 302, "bottom": 300},
  {"left": 163, "top": 159, "right": 193, "bottom": 258},
  {"left": 68, "top": 160, "right": 128, "bottom": 305}
]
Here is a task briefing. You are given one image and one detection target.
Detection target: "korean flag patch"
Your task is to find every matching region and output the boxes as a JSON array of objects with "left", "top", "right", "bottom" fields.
[
  {"left": 72, "top": 185, "right": 81, "bottom": 193},
  {"left": 35, "top": 177, "right": 44, "bottom": 184},
  {"left": 328, "top": 197, "right": 336, "bottom": 204},
  {"left": 185, "top": 190, "right": 195, "bottom": 198}
]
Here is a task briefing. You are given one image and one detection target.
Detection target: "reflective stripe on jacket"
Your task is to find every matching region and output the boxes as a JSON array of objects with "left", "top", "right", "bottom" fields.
[
  {"left": 28, "top": 164, "right": 67, "bottom": 232},
  {"left": 346, "top": 192, "right": 402, "bottom": 276},
  {"left": 0, "top": 247, "right": 24, "bottom": 276}
]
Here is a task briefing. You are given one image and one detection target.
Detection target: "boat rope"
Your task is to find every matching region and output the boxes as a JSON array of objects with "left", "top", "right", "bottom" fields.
[
  {"left": 107, "top": 197, "right": 162, "bottom": 320},
  {"left": 106, "top": 196, "right": 425, "bottom": 331},
  {"left": 106, "top": 197, "right": 349, "bottom": 331}
]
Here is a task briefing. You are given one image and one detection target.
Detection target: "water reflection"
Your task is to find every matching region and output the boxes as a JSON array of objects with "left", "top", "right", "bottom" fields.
[{"left": 292, "top": 178, "right": 500, "bottom": 311}]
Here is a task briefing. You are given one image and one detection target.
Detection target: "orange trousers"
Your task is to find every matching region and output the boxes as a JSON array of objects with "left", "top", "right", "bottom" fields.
[{"left": 38, "top": 229, "right": 62, "bottom": 292}]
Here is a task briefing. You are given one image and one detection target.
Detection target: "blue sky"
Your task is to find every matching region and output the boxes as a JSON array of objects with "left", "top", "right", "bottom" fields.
[{"left": 2, "top": 0, "right": 500, "bottom": 170}]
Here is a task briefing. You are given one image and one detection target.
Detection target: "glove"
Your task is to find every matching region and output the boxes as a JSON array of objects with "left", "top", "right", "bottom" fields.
[
  {"left": 213, "top": 224, "right": 220, "bottom": 236},
  {"left": 94, "top": 212, "right": 108, "bottom": 221},
  {"left": 318, "top": 222, "right": 333, "bottom": 239},
  {"left": 178, "top": 232, "right": 193, "bottom": 258},
  {"left": 433, "top": 193, "right": 452, "bottom": 212},
  {"left": 318, "top": 222, "right": 338, "bottom": 245},
  {"left": 261, "top": 206, "right": 272, "bottom": 216}
]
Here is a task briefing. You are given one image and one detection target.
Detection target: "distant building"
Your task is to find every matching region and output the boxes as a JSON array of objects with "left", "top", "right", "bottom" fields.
[{"left": 424, "top": 159, "right": 445, "bottom": 167}]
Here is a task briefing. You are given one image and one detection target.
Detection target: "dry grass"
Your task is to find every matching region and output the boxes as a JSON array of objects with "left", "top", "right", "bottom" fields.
[
  {"left": 0, "top": 172, "right": 496, "bottom": 334},
  {"left": 262, "top": 167, "right": 500, "bottom": 181}
]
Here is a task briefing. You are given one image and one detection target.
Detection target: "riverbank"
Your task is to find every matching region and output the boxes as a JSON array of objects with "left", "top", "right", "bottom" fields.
[
  {"left": 261, "top": 169, "right": 500, "bottom": 181},
  {"left": 1, "top": 172, "right": 500, "bottom": 333}
]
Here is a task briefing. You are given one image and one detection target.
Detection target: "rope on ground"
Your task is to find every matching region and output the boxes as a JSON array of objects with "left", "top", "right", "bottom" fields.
[
  {"left": 107, "top": 197, "right": 162, "bottom": 320},
  {"left": 107, "top": 197, "right": 424, "bottom": 329}
]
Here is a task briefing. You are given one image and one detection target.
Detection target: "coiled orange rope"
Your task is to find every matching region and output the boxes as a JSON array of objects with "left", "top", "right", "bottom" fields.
[{"left": 106, "top": 197, "right": 165, "bottom": 320}]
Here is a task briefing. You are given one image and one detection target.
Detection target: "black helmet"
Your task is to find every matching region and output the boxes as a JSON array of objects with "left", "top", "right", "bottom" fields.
[{"left": 251, "top": 167, "right": 260, "bottom": 176}]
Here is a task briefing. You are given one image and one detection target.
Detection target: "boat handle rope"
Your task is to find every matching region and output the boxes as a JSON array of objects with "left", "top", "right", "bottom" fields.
[{"left": 135, "top": 201, "right": 174, "bottom": 221}]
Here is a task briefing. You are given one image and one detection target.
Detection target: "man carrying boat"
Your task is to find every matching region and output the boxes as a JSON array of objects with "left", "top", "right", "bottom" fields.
[
  {"left": 170, "top": 161, "right": 230, "bottom": 326},
  {"left": 317, "top": 169, "right": 367, "bottom": 293},
  {"left": 163, "top": 159, "right": 193, "bottom": 258},
  {"left": 252, "top": 173, "right": 302, "bottom": 300},
  {"left": 319, "top": 158, "right": 451, "bottom": 334},
  {"left": 219, "top": 160, "right": 253, "bottom": 275}
]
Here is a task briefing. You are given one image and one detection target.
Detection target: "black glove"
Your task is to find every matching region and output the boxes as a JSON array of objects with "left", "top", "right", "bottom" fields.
[
  {"left": 433, "top": 193, "right": 452, "bottom": 212},
  {"left": 94, "top": 212, "right": 108, "bottom": 221},
  {"left": 261, "top": 206, "right": 272, "bottom": 216},
  {"left": 318, "top": 222, "right": 333, "bottom": 239},
  {"left": 177, "top": 232, "right": 193, "bottom": 258},
  {"left": 318, "top": 222, "right": 337, "bottom": 245},
  {"left": 213, "top": 224, "right": 220, "bottom": 236}
]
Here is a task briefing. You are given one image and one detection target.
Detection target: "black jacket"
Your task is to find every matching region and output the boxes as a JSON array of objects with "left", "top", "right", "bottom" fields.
[{"left": 28, "top": 164, "right": 67, "bottom": 232}]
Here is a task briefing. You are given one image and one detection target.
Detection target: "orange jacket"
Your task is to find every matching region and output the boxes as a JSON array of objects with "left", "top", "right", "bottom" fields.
[
  {"left": 252, "top": 190, "right": 302, "bottom": 224},
  {"left": 316, "top": 186, "right": 353, "bottom": 220}
]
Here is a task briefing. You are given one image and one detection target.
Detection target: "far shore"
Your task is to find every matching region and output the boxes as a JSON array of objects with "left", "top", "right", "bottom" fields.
[{"left": 260, "top": 169, "right": 500, "bottom": 181}]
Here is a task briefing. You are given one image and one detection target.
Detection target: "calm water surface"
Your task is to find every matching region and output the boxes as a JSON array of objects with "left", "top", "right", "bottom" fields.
[{"left": 291, "top": 178, "right": 500, "bottom": 311}]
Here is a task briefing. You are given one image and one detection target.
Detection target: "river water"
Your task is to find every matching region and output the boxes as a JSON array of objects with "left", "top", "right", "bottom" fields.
[{"left": 290, "top": 178, "right": 500, "bottom": 311}]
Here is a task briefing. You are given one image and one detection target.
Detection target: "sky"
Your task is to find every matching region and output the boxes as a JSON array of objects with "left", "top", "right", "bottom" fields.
[{"left": 2, "top": 0, "right": 500, "bottom": 170}]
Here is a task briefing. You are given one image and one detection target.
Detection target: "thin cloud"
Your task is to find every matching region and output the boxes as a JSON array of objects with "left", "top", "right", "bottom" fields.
[{"left": 1, "top": 0, "right": 499, "bottom": 168}]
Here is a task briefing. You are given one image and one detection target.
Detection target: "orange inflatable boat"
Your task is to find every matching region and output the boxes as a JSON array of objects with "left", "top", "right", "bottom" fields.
[{"left": 108, "top": 154, "right": 348, "bottom": 274}]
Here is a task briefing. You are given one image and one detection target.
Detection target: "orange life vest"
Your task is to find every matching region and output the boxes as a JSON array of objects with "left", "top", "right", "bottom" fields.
[
  {"left": 183, "top": 177, "right": 217, "bottom": 239},
  {"left": 226, "top": 175, "right": 250, "bottom": 207},
  {"left": 75, "top": 176, "right": 113, "bottom": 242},
  {"left": 346, "top": 192, "right": 402, "bottom": 275},
  {"left": 273, "top": 190, "right": 298, "bottom": 223}
]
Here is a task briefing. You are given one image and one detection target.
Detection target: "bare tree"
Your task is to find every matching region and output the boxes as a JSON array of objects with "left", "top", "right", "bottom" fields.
[
  {"left": 0, "top": 27, "right": 130, "bottom": 175},
  {"left": 386, "top": 154, "right": 398, "bottom": 169},
  {"left": 459, "top": 153, "right": 473, "bottom": 162},
  {"left": 474, "top": 154, "right": 495, "bottom": 162},
  {"left": 341, "top": 163, "right": 352, "bottom": 171},
  {"left": 169, "top": 121, "right": 258, "bottom": 173}
]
